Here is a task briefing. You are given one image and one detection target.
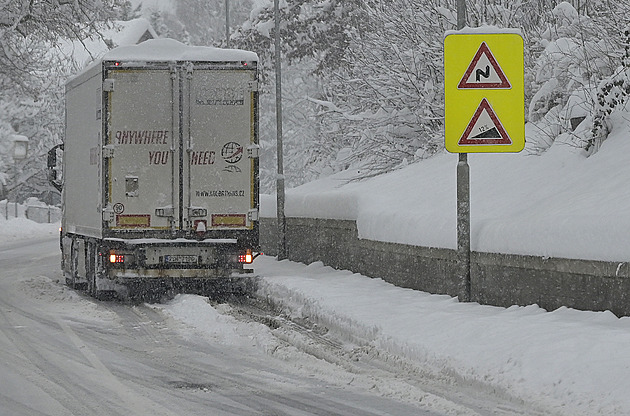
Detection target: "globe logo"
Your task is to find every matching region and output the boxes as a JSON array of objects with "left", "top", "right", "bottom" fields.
[{"left": 221, "top": 142, "right": 243, "bottom": 164}]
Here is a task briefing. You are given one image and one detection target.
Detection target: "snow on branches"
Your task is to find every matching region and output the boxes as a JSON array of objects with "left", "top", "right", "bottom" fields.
[{"left": 526, "top": 1, "right": 626, "bottom": 154}]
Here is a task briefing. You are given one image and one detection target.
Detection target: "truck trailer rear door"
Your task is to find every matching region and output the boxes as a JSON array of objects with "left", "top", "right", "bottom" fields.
[
  {"left": 183, "top": 65, "right": 258, "bottom": 233},
  {"left": 104, "top": 66, "right": 179, "bottom": 231}
]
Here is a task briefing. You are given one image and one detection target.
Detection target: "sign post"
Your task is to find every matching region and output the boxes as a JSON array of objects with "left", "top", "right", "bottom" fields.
[
  {"left": 444, "top": 29, "right": 524, "bottom": 302},
  {"left": 455, "top": 0, "right": 470, "bottom": 302},
  {"left": 11, "top": 134, "right": 29, "bottom": 219}
]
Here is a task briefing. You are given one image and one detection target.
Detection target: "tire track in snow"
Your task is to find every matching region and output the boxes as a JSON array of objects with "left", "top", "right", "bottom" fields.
[{"left": 57, "top": 317, "right": 181, "bottom": 416}]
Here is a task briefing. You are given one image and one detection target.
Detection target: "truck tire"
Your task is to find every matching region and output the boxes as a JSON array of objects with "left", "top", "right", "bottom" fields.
[
  {"left": 87, "top": 243, "right": 113, "bottom": 300},
  {"left": 86, "top": 241, "right": 97, "bottom": 298}
]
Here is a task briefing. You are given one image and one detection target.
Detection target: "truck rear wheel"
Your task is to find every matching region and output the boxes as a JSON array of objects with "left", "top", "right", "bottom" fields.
[
  {"left": 87, "top": 242, "right": 115, "bottom": 300},
  {"left": 86, "top": 242, "right": 97, "bottom": 298},
  {"left": 67, "top": 238, "right": 79, "bottom": 289}
]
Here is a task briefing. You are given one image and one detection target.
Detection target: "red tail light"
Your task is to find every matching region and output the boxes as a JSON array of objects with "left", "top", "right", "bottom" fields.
[
  {"left": 109, "top": 251, "right": 125, "bottom": 263},
  {"left": 238, "top": 249, "right": 253, "bottom": 264}
]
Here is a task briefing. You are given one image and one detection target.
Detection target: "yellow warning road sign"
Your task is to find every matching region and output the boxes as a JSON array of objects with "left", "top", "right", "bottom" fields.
[{"left": 445, "top": 32, "right": 524, "bottom": 153}]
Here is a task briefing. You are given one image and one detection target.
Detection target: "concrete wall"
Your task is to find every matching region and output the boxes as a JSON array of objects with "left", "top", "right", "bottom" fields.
[{"left": 261, "top": 217, "right": 630, "bottom": 317}]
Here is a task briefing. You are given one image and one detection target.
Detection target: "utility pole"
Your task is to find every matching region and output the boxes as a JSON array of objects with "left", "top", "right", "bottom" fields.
[
  {"left": 225, "top": 0, "right": 230, "bottom": 48},
  {"left": 456, "top": 0, "right": 471, "bottom": 302},
  {"left": 274, "top": 0, "right": 287, "bottom": 260}
]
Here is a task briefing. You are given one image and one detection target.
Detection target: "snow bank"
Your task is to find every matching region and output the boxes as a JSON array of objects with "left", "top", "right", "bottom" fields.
[
  {"left": 154, "top": 294, "right": 276, "bottom": 351},
  {"left": 268, "top": 119, "right": 630, "bottom": 262},
  {"left": 0, "top": 216, "right": 59, "bottom": 244},
  {"left": 255, "top": 256, "right": 630, "bottom": 416}
]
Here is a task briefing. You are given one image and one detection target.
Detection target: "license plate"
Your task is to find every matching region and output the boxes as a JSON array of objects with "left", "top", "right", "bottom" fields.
[{"left": 164, "top": 255, "right": 198, "bottom": 264}]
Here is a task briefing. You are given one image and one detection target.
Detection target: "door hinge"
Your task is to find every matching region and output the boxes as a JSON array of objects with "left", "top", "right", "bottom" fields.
[
  {"left": 103, "top": 144, "right": 115, "bottom": 158},
  {"left": 248, "top": 80, "right": 259, "bottom": 92},
  {"left": 103, "top": 79, "right": 115, "bottom": 92},
  {"left": 247, "top": 144, "right": 260, "bottom": 158},
  {"left": 102, "top": 205, "right": 114, "bottom": 222},
  {"left": 248, "top": 208, "right": 259, "bottom": 222}
]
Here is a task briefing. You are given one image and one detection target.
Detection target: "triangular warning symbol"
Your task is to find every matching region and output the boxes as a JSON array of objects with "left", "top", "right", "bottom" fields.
[
  {"left": 459, "top": 98, "right": 511, "bottom": 145},
  {"left": 458, "top": 42, "right": 511, "bottom": 89}
]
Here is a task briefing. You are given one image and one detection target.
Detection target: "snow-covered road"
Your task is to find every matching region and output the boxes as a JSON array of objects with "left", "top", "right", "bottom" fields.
[
  {"left": 5, "top": 233, "right": 510, "bottom": 415},
  {"left": 0, "top": 236, "right": 434, "bottom": 416},
  {"left": 2, "top": 222, "right": 629, "bottom": 416}
]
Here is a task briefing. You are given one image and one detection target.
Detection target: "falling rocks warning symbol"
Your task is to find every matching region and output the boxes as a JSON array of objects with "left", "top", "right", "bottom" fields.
[
  {"left": 459, "top": 98, "right": 511, "bottom": 145},
  {"left": 473, "top": 126, "right": 501, "bottom": 139}
]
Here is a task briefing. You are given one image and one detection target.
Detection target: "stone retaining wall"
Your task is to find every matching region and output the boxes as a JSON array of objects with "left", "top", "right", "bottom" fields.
[{"left": 260, "top": 217, "right": 630, "bottom": 317}]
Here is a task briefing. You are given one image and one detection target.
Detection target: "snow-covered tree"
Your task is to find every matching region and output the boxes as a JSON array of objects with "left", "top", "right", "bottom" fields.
[
  {"left": 308, "top": 0, "right": 454, "bottom": 178},
  {"left": 527, "top": 1, "right": 630, "bottom": 153},
  {"left": 0, "top": 71, "right": 66, "bottom": 203},
  {"left": 1, "top": 0, "right": 124, "bottom": 94},
  {"left": 231, "top": 0, "right": 362, "bottom": 190},
  {"left": 232, "top": 0, "right": 357, "bottom": 77},
  {"left": 149, "top": 10, "right": 193, "bottom": 44},
  {"left": 142, "top": 0, "right": 254, "bottom": 46},
  {"left": 0, "top": 0, "right": 126, "bottom": 202}
]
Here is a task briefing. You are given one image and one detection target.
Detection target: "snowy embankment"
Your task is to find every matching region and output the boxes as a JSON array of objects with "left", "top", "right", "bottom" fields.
[
  {"left": 0, "top": 215, "right": 60, "bottom": 244},
  {"left": 249, "top": 117, "right": 630, "bottom": 413},
  {"left": 262, "top": 114, "right": 630, "bottom": 262},
  {"left": 5, "top": 218, "right": 630, "bottom": 415},
  {"left": 253, "top": 257, "right": 630, "bottom": 416}
]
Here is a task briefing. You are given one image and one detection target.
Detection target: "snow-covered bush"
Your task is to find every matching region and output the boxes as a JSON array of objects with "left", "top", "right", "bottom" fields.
[
  {"left": 527, "top": 1, "right": 628, "bottom": 154},
  {"left": 590, "top": 67, "right": 630, "bottom": 153}
]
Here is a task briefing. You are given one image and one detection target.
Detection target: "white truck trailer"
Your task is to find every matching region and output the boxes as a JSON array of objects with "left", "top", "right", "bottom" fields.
[{"left": 48, "top": 39, "right": 260, "bottom": 299}]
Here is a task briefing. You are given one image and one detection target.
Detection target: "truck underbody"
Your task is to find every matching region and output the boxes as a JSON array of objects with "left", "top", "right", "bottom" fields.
[{"left": 62, "top": 232, "right": 258, "bottom": 300}]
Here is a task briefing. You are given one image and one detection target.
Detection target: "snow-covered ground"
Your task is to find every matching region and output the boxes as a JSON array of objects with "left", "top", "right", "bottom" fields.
[
  {"left": 0, "top": 215, "right": 60, "bottom": 242},
  {"left": 3, "top": 217, "right": 630, "bottom": 415},
  {"left": 252, "top": 257, "right": 630, "bottom": 416}
]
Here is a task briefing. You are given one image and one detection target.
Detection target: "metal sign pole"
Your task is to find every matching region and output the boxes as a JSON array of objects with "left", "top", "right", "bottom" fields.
[
  {"left": 456, "top": 0, "right": 471, "bottom": 302},
  {"left": 225, "top": 0, "right": 230, "bottom": 48},
  {"left": 457, "top": 154, "right": 471, "bottom": 301},
  {"left": 14, "top": 160, "right": 18, "bottom": 218}
]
